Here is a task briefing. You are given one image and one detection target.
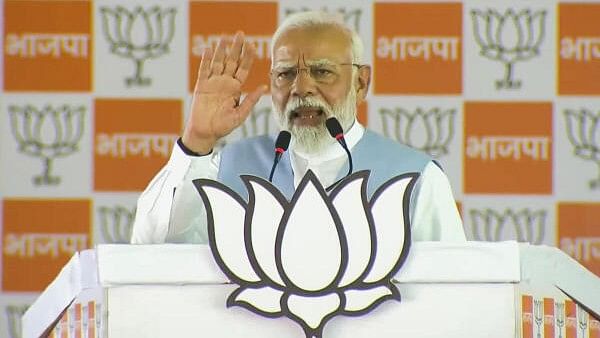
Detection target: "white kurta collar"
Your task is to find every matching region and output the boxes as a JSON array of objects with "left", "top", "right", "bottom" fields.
[
  {"left": 290, "top": 120, "right": 364, "bottom": 165},
  {"left": 289, "top": 120, "right": 365, "bottom": 187}
]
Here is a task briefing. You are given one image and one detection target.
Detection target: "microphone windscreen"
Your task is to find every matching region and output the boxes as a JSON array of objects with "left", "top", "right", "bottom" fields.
[
  {"left": 325, "top": 117, "right": 344, "bottom": 138},
  {"left": 275, "top": 130, "right": 291, "bottom": 151}
]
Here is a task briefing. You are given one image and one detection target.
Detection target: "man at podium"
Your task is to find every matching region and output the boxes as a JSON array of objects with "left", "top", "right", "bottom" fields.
[{"left": 130, "top": 11, "right": 466, "bottom": 244}]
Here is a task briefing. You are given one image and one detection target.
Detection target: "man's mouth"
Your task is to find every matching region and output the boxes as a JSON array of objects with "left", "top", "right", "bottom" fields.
[{"left": 290, "top": 107, "right": 325, "bottom": 126}]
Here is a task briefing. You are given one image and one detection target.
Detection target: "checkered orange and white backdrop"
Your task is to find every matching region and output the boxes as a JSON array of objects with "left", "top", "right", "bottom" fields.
[{"left": 1, "top": 0, "right": 599, "bottom": 337}]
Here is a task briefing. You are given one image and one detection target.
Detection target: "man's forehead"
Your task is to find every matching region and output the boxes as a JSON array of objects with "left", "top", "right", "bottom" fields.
[{"left": 272, "top": 26, "right": 352, "bottom": 65}]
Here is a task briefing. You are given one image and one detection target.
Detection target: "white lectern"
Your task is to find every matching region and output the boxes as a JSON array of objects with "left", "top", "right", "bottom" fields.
[{"left": 23, "top": 242, "right": 600, "bottom": 338}]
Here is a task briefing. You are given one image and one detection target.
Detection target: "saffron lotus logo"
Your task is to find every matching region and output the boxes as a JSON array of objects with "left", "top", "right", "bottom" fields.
[
  {"left": 469, "top": 208, "right": 546, "bottom": 244},
  {"left": 97, "top": 205, "right": 135, "bottom": 243},
  {"left": 564, "top": 108, "right": 600, "bottom": 188},
  {"left": 533, "top": 299, "right": 544, "bottom": 334},
  {"left": 100, "top": 6, "right": 176, "bottom": 86},
  {"left": 379, "top": 107, "right": 455, "bottom": 157},
  {"left": 9, "top": 104, "right": 85, "bottom": 185},
  {"left": 578, "top": 305, "right": 589, "bottom": 335},
  {"left": 471, "top": 8, "right": 546, "bottom": 89},
  {"left": 193, "top": 170, "right": 417, "bottom": 338},
  {"left": 556, "top": 303, "right": 565, "bottom": 333}
]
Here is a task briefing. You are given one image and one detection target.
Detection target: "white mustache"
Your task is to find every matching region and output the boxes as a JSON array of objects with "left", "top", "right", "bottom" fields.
[{"left": 284, "top": 97, "right": 331, "bottom": 118}]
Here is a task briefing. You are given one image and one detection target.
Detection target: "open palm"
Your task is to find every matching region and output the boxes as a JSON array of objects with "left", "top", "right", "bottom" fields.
[{"left": 183, "top": 32, "right": 268, "bottom": 154}]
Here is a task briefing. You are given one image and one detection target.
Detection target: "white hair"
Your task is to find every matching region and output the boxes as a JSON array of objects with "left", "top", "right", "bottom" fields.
[{"left": 271, "top": 11, "right": 364, "bottom": 64}]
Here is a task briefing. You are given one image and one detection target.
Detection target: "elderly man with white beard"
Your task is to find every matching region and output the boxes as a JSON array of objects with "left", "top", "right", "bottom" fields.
[{"left": 130, "top": 11, "right": 466, "bottom": 244}]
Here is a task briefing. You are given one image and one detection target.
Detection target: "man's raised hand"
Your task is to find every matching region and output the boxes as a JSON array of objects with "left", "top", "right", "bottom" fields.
[{"left": 182, "top": 31, "right": 268, "bottom": 154}]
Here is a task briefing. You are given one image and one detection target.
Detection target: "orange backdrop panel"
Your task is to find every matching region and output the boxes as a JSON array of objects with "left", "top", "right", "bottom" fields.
[
  {"left": 374, "top": 3, "right": 462, "bottom": 94},
  {"left": 94, "top": 99, "right": 183, "bottom": 191},
  {"left": 188, "top": 1, "right": 278, "bottom": 93},
  {"left": 464, "top": 102, "right": 553, "bottom": 194},
  {"left": 2, "top": 199, "right": 91, "bottom": 292},
  {"left": 4, "top": 0, "right": 92, "bottom": 91}
]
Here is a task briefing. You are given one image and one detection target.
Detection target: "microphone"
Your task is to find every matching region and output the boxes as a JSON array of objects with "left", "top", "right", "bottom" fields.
[
  {"left": 269, "top": 130, "right": 291, "bottom": 182},
  {"left": 326, "top": 117, "right": 348, "bottom": 148},
  {"left": 325, "top": 117, "right": 353, "bottom": 192}
]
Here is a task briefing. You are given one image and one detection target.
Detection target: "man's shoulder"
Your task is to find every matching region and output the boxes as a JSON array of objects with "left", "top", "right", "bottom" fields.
[{"left": 362, "top": 129, "right": 432, "bottom": 161}]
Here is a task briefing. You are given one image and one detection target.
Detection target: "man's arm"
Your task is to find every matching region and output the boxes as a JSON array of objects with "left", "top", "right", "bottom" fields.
[
  {"left": 130, "top": 32, "right": 266, "bottom": 244},
  {"left": 410, "top": 161, "right": 466, "bottom": 242},
  {"left": 130, "top": 145, "right": 219, "bottom": 244}
]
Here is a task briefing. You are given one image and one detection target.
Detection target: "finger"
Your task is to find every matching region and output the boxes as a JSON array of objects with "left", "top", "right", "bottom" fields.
[
  {"left": 211, "top": 35, "right": 228, "bottom": 75},
  {"left": 223, "top": 31, "right": 244, "bottom": 76},
  {"left": 197, "top": 47, "right": 213, "bottom": 84},
  {"left": 235, "top": 40, "right": 256, "bottom": 83},
  {"left": 236, "top": 85, "right": 268, "bottom": 119}
]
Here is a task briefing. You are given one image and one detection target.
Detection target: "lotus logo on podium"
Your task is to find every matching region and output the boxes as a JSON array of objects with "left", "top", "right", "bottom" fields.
[
  {"left": 100, "top": 6, "right": 176, "bottom": 86},
  {"left": 9, "top": 105, "right": 84, "bottom": 185},
  {"left": 555, "top": 303, "right": 565, "bottom": 333},
  {"left": 469, "top": 208, "right": 546, "bottom": 244},
  {"left": 379, "top": 107, "right": 455, "bottom": 157},
  {"left": 578, "top": 305, "right": 589, "bottom": 336},
  {"left": 564, "top": 108, "right": 600, "bottom": 189},
  {"left": 194, "top": 170, "right": 417, "bottom": 338},
  {"left": 533, "top": 299, "right": 544, "bottom": 337},
  {"left": 98, "top": 206, "right": 135, "bottom": 244},
  {"left": 471, "top": 8, "right": 546, "bottom": 89}
]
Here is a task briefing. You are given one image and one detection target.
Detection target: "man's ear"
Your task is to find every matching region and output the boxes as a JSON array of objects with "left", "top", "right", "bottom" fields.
[{"left": 355, "top": 65, "right": 371, "bottom": 103}]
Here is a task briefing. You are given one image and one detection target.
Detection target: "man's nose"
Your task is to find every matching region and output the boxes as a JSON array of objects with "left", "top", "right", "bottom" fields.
[{"left": 290, "top": 68, "right": 316, "bottom": 98}]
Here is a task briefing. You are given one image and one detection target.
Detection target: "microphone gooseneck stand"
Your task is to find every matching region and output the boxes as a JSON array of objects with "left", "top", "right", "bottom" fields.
[
  {"left": 325, "top": 117, "right": 353, "bottom": 192},
  {"left": 268, "top": 130, "right": 291, "bottom": 182}
]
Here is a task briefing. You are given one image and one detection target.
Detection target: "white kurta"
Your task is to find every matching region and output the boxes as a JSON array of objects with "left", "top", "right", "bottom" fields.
[{"left": 130, "top": 122, "right": 466, "bottom": 244}]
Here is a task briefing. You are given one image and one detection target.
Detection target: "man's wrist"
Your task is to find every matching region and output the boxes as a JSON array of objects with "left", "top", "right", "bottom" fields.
[{"left": 177, "top": 137, "right": 212, "bottom": 157}]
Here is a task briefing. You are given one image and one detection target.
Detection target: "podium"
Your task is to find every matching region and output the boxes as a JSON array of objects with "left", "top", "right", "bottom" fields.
[{"left": 23, "top": 241, "right": 600, "bottom": 338}]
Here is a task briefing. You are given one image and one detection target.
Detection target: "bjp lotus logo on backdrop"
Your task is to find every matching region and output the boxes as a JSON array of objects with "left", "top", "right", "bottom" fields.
[
  {"left": 3, "top": 0, "right": 91, "bottom": 91},
  {"left": 214, "top": 106, "right": 276, "bottom": 151},
  {"left": 100, "top": 6, "right": 176, "bottom": 86},
  {"left": 468, "top": 208, "right": 546, "bottom": 244},
  {"left": 2, "top": 199, "right": 91, "bottom": 292},
  {"left": 284, "top": 7, "right": 363, "bottom": 33},
  {"left": 194, "top": 170, "right": 417, "bottom": 338},
  {"left": 97, "top": 205, "right": 135, "bottom": 243},
  {"left": 9, "top": 104, "right": 85, "bottom": 185},
  {"left": 240, "top": 107, "right": 275, "bottom": 139},
  {"left": 374, "top": 3, "right": 462, "bottom": 94},
  {"left": 559, "top": 4, "right": 600, "bottom": 95},
  {"left": 471, "top": 8, "right": 546, "bottom": 90},
  {"left": 564, "top": 108, "right": 600, "bottom": 189},
  {"left": 379, "top": 106, "right": 455, "bottom": 157},
  {"left": 464, "top": 102, "right": 552, "bottom": 194},
  {"left": 189, "top": 2, "right": 277, "bottom": 93},
  {"left": 94, "top": 99, "right": 182, "bottom": 191},
  {"left": 558, "top": 203, "right": 600, "bottom": 277}
]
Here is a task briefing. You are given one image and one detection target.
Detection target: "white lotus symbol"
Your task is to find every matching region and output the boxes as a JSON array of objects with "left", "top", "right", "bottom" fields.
[{"left": 193, "top": 170, "right": 418, "bottom": 338}]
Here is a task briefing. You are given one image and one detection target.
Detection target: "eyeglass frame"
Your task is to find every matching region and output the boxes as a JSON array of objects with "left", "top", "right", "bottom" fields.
[{"left": 270, "top": 62, "right": 363, "bottom": 88}]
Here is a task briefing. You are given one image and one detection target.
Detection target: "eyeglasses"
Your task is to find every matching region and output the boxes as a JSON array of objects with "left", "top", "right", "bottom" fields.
[{"left": 270, "top": 63, "right": 361, "bottom": 88}]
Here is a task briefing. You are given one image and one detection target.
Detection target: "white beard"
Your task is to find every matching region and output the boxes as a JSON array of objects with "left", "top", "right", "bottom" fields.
[{"left": 273, "top": 87, "right": 357, "bottom": 154}]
